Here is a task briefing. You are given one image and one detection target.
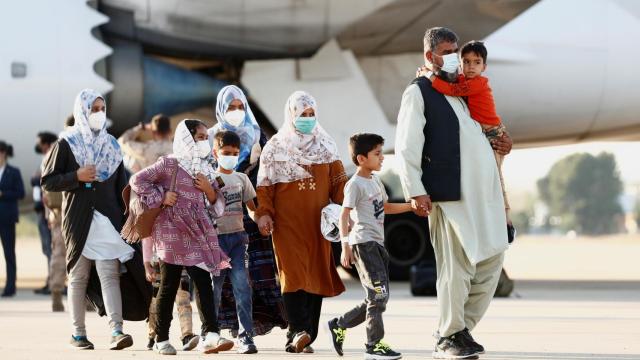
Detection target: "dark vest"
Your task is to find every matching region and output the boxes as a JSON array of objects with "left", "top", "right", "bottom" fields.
[{"left": 411, "top": 76, "right": 461, "bottom": 202}]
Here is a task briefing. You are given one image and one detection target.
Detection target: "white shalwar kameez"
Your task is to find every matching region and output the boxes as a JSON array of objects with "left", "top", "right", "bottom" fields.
[{"left": 396, "top": 83, "right": 508, "bottom": 337}]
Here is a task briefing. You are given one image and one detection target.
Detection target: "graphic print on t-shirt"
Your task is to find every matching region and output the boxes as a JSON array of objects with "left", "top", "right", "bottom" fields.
[
  {"left": 223, "top": 185, "right": 243, "bottom": 207},
  {"left": 373, "top": 199, "right": 384, "bottom": 219}
]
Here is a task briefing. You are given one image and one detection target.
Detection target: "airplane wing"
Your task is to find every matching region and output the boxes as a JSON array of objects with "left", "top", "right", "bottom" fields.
[{"left": 338, "top": 0, "right": 539, "bottom": 56}]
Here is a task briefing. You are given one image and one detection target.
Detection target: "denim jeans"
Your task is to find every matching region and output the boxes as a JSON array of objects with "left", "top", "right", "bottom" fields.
[{"left": 212, "top": 231, "right": 253, "bottom": 338}]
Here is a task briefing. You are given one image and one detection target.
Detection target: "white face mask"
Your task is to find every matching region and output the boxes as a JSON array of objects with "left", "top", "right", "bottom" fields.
[
  {"left": 217, "top": 155, "right": 239, "bottom": 170},
  {"left": 87, "top": 111, "right": 106, "bottom": 130},
  {"left": 440, "top": 53, "right": 460, "bottom": 74},
  {"left": 196, "top": 140, "right": 211, "bottom": 158},
  {"left": 225, "top": 110, "right": 245, "bottom": 127}
]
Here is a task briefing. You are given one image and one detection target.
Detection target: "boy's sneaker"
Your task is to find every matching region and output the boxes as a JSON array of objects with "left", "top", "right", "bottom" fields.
[
  {"left": 109, "top": 331, "right": 133, "bottom": 350},
  {"left": 69, "top": 335, "right": 94, "bottom": 350},
  {"left": 365, "top": 341, "right": 402, "bottom": 360},
  {"left": 461, "top": 329, "right": 484, "bottom": 354},
  {"left": 201, "top": 332, "right": 234, "bottom": 354},
  {"left": 181, "top": 334, "right": 199, "bottom": 351},
  {"left": 237, "top": 335, "right": 258, "bottom": 354},
  {"left": 326, "top": 318, "right": 346, "bottom": 356},
  {"left": 147, "top": 337, "right": 155, "bottom": 350},
  {"left": 432, "top": 331, "right": 479, "bottom": 359},
  {"left": 154, "top": 340, "right": 177, "bottom": 355}
]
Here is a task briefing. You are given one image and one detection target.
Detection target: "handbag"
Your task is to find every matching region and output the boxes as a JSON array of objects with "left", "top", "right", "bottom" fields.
[{"left": 121, "top": 162, "right": 178, "bottom": 243}]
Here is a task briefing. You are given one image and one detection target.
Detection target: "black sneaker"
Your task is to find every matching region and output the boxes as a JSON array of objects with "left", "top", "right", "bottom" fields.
[
  {"left": 433, "top": 331, "right": 479, "bottom": 359},
  {"left": 181, "top": 334, "right": 199, "bottom": 351},
  {"left": 147, "top": 337, "right": 155, "bottom": 350},
  {"left": 109, "top": 331, "right": 133, "bottom": 350},
  {"left": 69, "top": 335, "right": 94, "bottom": 350},
  {"left": 326, "top": 318, "right": 346, "bottom": 356},
  {"left": 365, "top": 340, "right": 402, "bottom": 360},
  {"left": 460, "top": 329, "right": 484, "bottom": 354}
]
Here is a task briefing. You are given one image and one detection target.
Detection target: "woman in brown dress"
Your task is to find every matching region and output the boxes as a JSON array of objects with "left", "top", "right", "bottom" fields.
[{"left": 255, "top": 90, "right": 347, "bottom": 353}]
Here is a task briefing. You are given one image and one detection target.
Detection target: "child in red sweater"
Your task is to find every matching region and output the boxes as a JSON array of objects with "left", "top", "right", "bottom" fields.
[{"left": 419, "top": 40, "right": 511, "bottom": 225}]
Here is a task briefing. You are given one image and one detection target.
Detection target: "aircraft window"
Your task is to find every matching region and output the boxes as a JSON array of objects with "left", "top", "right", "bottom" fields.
[{"left": 11, "top": 62, "right": 27, "bottom": 78}]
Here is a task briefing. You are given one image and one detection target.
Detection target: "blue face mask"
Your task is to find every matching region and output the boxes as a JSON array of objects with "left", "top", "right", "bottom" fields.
[{"left": 295, "top": 116, "right": 317, "bottom": 134}]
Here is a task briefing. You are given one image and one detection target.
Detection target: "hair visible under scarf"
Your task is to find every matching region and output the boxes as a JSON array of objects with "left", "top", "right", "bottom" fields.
[
  {"left": 61, "top": 89, "right": 122, "bottom": 182},
  {"left": 208, "top": 85, "right": 261, "bottom": 169},
  {"left": 171, "top": 119, "right": 217, "bottom": 182},
  {"left": 257, "top": 90, "right": 340, "bottom": 187}
]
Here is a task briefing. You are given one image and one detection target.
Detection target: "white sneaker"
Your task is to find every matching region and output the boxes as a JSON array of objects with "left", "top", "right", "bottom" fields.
[
  {"left": 153, "top": 340, "right": 177, "bottom": 355},
  {"left": 201, "top": 332, "right": 234, "bottom": 354}
]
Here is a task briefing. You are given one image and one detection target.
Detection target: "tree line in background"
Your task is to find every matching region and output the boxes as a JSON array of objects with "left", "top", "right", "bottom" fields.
[{"left": 512, "top": 152, "right": 627, "bottom": 236}]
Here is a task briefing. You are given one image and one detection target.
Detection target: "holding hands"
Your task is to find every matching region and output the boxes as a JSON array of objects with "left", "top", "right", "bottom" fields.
[
  {"left": 257, "top": 215, "right": 274, "bottom": 236},
  {"left": 411, "top": 195, "right": 432, "bottom": 217}
]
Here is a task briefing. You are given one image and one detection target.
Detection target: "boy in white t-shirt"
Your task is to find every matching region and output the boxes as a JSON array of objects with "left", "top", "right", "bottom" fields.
[
  {"left": 327, "top": 133, "right": 412, "bottom": 360},
  {"left": 211, "top": 131, "right": 259, "bottom": 354}
]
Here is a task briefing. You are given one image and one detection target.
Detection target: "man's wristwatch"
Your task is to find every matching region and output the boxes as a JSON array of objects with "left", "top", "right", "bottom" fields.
[{"left": 425, "top": 71, "right": 434, "bottom": 79}]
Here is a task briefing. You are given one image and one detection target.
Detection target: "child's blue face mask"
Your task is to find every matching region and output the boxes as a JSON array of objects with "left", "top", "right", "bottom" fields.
[{"left": 295, "top": 116, "right": 317, "bottom": 134}]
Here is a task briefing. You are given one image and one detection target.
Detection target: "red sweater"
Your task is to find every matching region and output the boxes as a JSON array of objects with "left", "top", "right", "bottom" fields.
[{"left": 431, "top": 74, "right": 501, "bottom": 126}]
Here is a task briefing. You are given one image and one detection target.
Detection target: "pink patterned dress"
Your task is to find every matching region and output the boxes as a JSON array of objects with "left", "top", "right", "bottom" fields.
[{"left": 131, "top": 156, "right": 229, "bottom": 275}]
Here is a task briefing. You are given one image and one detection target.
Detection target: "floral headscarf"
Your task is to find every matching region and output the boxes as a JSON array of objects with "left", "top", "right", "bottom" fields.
[
  {"left": 61, "top": 89, "right": 122, "bottom": 181},
  {"left": 257, "top": 91, "right": 339, "bottom": 187},
  {"left": 171, "top": 119, "right": 217, "bottom": 181}
]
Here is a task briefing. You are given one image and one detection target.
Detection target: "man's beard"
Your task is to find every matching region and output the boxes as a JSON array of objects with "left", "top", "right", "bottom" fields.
[{"left": 436, "top": 69, "right": 459, "bottom": 83}]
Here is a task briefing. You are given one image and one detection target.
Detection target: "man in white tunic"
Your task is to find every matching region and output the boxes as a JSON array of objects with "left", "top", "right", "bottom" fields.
[{"left": 395, "top": 27, "right": 512, "bottom": 359}]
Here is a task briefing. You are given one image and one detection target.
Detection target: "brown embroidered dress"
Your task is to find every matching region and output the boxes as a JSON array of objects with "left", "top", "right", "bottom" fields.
[{"left": 256, "top": 160, "right": 347, "bottom": 297}]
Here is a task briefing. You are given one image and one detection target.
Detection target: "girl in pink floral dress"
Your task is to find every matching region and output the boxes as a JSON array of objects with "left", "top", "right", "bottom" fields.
[{"left": 131, "top": 119, "right": 232, "bottom": 355}]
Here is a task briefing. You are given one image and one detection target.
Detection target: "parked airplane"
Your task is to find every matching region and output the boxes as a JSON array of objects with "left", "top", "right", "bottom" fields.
[{"left": 2, "top": 0, "right": 638, "bottom": 278}]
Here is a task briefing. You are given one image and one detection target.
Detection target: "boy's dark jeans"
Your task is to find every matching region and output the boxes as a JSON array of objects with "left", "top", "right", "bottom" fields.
[
  {"left": 154, "top": 262, "right": 219, "bottom": 342},
  {"left": 336, "top": 241, "right": 390, "bottom": 345},
  {"left": 212, "top": 231, "right": 254, "bottom": 339}
]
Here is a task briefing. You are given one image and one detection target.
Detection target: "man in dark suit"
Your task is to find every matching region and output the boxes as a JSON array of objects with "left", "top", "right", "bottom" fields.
[{"left": 0, "top": 140, "right": 25, "bottom": 297}]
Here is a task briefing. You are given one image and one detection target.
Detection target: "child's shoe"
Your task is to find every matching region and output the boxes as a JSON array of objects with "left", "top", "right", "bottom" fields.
[
  {"left": 202, "top": 332, "right": 234, "bottom": 354},
  {"left": 237, "top": 335, "right": 258, "bottom": 354},
  {"left": 154, "top": 340, "right": 177, "bottom": 355},
  {"left": 326, "top": 318, "right": 346, "bottom": 356},
  {"left": 365, "top": 340, "right": 402, "bottom": 360}
]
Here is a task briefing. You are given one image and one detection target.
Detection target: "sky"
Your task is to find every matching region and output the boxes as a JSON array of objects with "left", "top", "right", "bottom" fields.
[{"left": 502, "top": 141, "right": 640, "bottom": 197}]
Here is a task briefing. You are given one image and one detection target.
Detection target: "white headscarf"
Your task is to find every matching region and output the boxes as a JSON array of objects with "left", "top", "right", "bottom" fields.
[
  {"left": 257, "top": 91, "right": 340, "bottom": 187},
  {"left": 208, "top": 85, "right": 261, "bottom": 168},
  {"left": 171, "top": 119, "right": 217, "bottom": 181},
  {"left": 61, "top": 89, "right": 122, "bottom": 182}
]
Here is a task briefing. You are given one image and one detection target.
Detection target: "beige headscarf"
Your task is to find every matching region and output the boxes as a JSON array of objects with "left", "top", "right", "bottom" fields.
[{"left": 257, "top": 91, "right": 340, "bottom": 187}]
